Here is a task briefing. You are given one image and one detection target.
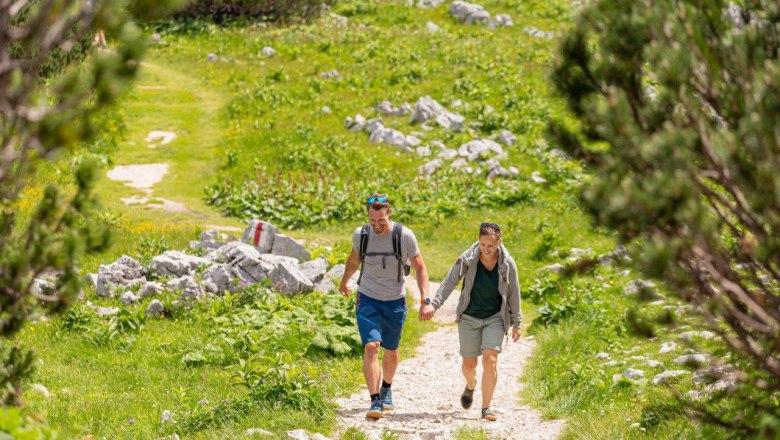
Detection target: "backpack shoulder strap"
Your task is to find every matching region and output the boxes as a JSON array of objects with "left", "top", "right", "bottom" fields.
[
  {"left": 392, "top": 222, "right": 404, "bottom": 282},
  {"left": 359, "top": 224, "right": 371, "bottom": 261},
  {"left": 357, "top": 224, "right": 370, "bottom": 285},
  {"left": 392, "top": 222, "right": 403, "bottom": 259}
]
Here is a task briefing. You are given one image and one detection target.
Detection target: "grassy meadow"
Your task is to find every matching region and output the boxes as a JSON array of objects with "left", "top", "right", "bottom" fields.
[{"left": 11, "top": 0, "right": 738, "bottom": 439}]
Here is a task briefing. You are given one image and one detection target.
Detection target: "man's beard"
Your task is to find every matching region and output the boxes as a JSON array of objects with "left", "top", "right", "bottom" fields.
[{"left": 373, "top": 225, "right": 386, "bottom": 234}]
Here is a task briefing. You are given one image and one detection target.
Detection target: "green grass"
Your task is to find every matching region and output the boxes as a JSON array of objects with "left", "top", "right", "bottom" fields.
[{"left": 12, "top": 0, "right": 732, "bottom": 439}]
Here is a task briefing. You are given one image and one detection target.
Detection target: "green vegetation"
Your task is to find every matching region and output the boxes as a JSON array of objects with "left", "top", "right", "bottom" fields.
[
  {"left": 548, "top": 0, "right": 780, "bottom": 436},
  {"left": 10, "top": 0, "right": 768, "bottom": 438}
]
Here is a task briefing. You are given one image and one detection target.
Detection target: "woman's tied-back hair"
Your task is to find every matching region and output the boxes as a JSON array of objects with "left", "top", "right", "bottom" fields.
[
  {"left": 480, "top": 222, "right": 502, "bottom": 239},
  {"left": 366, "top": 193, "right": 390, "bottom": 211}
]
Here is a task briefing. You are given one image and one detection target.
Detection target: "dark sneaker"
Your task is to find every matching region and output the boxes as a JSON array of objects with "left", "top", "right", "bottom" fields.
[
  {"left": 366, "top": 400, "right": 383, "bottom": 419},
  {"left": 380, "top": 386, "right": 394, "bottom": 411},
  {"left": 460, "top": 384, "right": 475, "bottom": 410},
  {"left": 481, "top": 407, "right": 497, "bottom": 421}
]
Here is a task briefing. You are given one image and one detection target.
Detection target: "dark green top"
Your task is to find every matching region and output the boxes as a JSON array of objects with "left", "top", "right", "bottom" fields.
[{"left": 463, "top": 260, "right": 502, "bottom": 319}]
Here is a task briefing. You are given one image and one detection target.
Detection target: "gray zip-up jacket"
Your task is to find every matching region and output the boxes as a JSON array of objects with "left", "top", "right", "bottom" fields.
[{"left": 432, "top": 242, "right": 522, "bottom": 331}]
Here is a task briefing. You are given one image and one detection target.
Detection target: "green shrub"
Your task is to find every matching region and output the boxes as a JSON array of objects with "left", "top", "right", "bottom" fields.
[{"left": 174, "top": 0, "right": 332, "bottom": 23}]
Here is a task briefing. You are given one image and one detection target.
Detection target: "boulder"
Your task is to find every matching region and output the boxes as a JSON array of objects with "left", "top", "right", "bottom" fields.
[
  {"left": 438, "top": 148, "right": 458, "bottom": 160},
  {"left": 271, "top": 234, "right": 311, "bottom": 261},
  {"left": 96, "top": 256, "right": 145, "bottom": 297},
  {"left": 419, "top": 159, "right": 442, "bottom": 176},
  {"left": 189, "top": 229, "right": 236, "bottom": 250},
  {"left": 139, "top": 281, "right": 164, "bottom": 298},
  {"left": 241, "top": 220, "right": 278, "bottom": 253},
  {"left": 219, "top": 242, "right": 272, "bottom": 283},
  {"left": 202, "top": 264, "right": 242, "bottom": 294},
  {"left": 269, "top": 261, "right": 314, "bottom": 294},
  {"left": 152, "top": 251, "right": 210, "bottom": 277},
  {"left": 167, "top": 275, "right": 203, "bottom": 301},
  {"left": 326, "top": 264, "right": 359, "bottom": 291},
  {"left": 314, "top": 277, "right": 336, "bottom": 293},
  {"left": 450, "top": 1, "right": 490, "bottom": 25},
  {"left": 299, "top": 258, "right": 329, "bottom": 284}
]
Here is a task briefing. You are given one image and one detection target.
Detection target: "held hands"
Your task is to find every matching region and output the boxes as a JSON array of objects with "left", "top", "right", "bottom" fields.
[
  {"left": 512, "top": 327, "right": 521, "bottom": 342},
  {"left": 419, "top": 304, "right": 435, "bottom": 320}
]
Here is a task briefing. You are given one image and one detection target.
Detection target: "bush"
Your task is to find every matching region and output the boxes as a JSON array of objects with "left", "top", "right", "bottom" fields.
[{"left": 174, "top": 0, "right": 333, "bottom": 23}]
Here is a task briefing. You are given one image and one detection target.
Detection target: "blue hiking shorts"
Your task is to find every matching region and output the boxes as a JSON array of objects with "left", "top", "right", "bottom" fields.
[{"left": 356, "top": 292, "right": 408, "bottom": 350}]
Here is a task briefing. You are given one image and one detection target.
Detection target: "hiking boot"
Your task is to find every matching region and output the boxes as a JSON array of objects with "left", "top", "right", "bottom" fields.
[
  {"left": 481, "top": 407, "right": 497, "bottom": 421},
  {"left": 380, "top": 386, "right": 394, "bottom": 411},
  {"left": 460, "top": 384, "right": 475, "bottom": 410},
  {"left": 366, "top": 399, "right": 383, "bottom": 419}
]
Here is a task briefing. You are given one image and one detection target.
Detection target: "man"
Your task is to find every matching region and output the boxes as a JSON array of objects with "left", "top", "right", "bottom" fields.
[{"left": 339, "top": 193, "right": 430, "bottom": 419}]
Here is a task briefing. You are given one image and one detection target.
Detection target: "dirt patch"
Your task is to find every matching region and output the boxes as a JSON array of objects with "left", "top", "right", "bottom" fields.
[{"left": 106, "top": 163, "right": 169, "bottom": 192}]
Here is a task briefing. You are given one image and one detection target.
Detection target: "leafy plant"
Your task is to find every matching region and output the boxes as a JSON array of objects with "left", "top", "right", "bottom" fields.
[{"left": 231, "top": 351, "right": 330, "bottom": 419}]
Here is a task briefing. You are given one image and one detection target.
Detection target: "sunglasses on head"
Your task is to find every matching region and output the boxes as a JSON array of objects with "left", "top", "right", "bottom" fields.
[
  {"left": 367, "top": 196, "right": 388, "bottom": 204},
  {"left": 480, "top": 222, "right": 501, "bottom": 231}
]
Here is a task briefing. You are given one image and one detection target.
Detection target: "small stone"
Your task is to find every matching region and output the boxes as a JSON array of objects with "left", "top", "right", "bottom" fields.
[
  {"left": 31, "top": 384, "right": 51, "bottom": 398},
  {"left": 659, "top": 341, "right": 677, "bottom": 354},
  {"left": 120, "top": 291, "right": 138, "bottom": 305},
  {"left": 207, "top": 53, "right": 217, "bottom": 62},
  {"left": 146, "top": 300, "right": 165, "bottom": 317},
  {"left": 530, "top": 171, "right": 547, "bottom": 184},
  {"left": 260, "top": 46, "right": 276, "bottom": 57},
  {"left": 245, "top": 428, "right": 274, "bottom": 436}
]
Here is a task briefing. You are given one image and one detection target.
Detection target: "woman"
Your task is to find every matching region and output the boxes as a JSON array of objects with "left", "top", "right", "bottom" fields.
[{"left": 420, "top": 222, "right": 522, "bottom": 421}]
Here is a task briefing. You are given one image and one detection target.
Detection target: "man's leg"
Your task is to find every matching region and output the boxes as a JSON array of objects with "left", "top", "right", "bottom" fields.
[
  {"left": 382, "top": 348, "right": 399, "bottom": 383},
  {"left": 356, "top": 293, "right": 385, "bottom": 418},
  {"left": 364, "top": 341, "right": 382, "bottom": 394},
  {"left": 378, "top": 296, "right": 407, "bottom": 411},
  {"left": 481, "top": 349, "right": 499, "bottom": 408}
]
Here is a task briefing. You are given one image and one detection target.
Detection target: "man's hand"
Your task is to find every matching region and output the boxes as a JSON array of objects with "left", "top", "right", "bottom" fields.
[
  {"left": 339, "top": 283, "right": 351, "bottom": 297},
  {"left": 419, "top": 304, "right": 435, "bottom": 320},
  {"left": 512, "top": 327, "right": 521, "bottom": 342}
]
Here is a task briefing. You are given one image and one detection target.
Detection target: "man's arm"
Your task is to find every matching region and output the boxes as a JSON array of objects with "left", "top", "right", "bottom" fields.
[
  {"left": 410, "top": 253, "right": 433, "bottom": 319},
  {"left": 339, "top": 249, "right": 362, "bottom": 297},
  {"left": 410, "top": 253, "right": 429, "bottom": 302}
]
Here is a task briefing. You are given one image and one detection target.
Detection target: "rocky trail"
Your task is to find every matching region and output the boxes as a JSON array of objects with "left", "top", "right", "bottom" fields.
[{"left": 335, "top": 279, "right": 566, "bottom": 440}]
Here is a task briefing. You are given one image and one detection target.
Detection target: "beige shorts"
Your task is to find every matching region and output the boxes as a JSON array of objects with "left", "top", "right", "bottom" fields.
[{"left": 458, "top": 312, "right": 506, "bottom": 357}]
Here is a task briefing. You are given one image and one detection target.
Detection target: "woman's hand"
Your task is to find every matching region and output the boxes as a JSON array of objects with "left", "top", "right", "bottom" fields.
[
  {"left": 512, "top": 327, "right": 521, "bottom": 342},
  {"left": 419, "top": 304, "right": 435, "bottom": 320}
]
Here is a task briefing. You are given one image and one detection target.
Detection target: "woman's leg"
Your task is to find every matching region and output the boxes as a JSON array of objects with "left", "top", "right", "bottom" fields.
[{"left": 462, "top": 356, "right": 478, "bottom": 388}]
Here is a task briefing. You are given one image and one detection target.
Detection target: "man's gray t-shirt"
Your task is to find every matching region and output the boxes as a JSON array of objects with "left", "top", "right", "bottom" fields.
[{"left": 353, "top": 223, "right": 420, "bottom": 301}]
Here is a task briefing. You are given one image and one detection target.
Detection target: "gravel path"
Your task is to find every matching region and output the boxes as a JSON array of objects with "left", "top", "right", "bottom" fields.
[{"left": 335, "top": 279, "right": 565, "bottom": 439}]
